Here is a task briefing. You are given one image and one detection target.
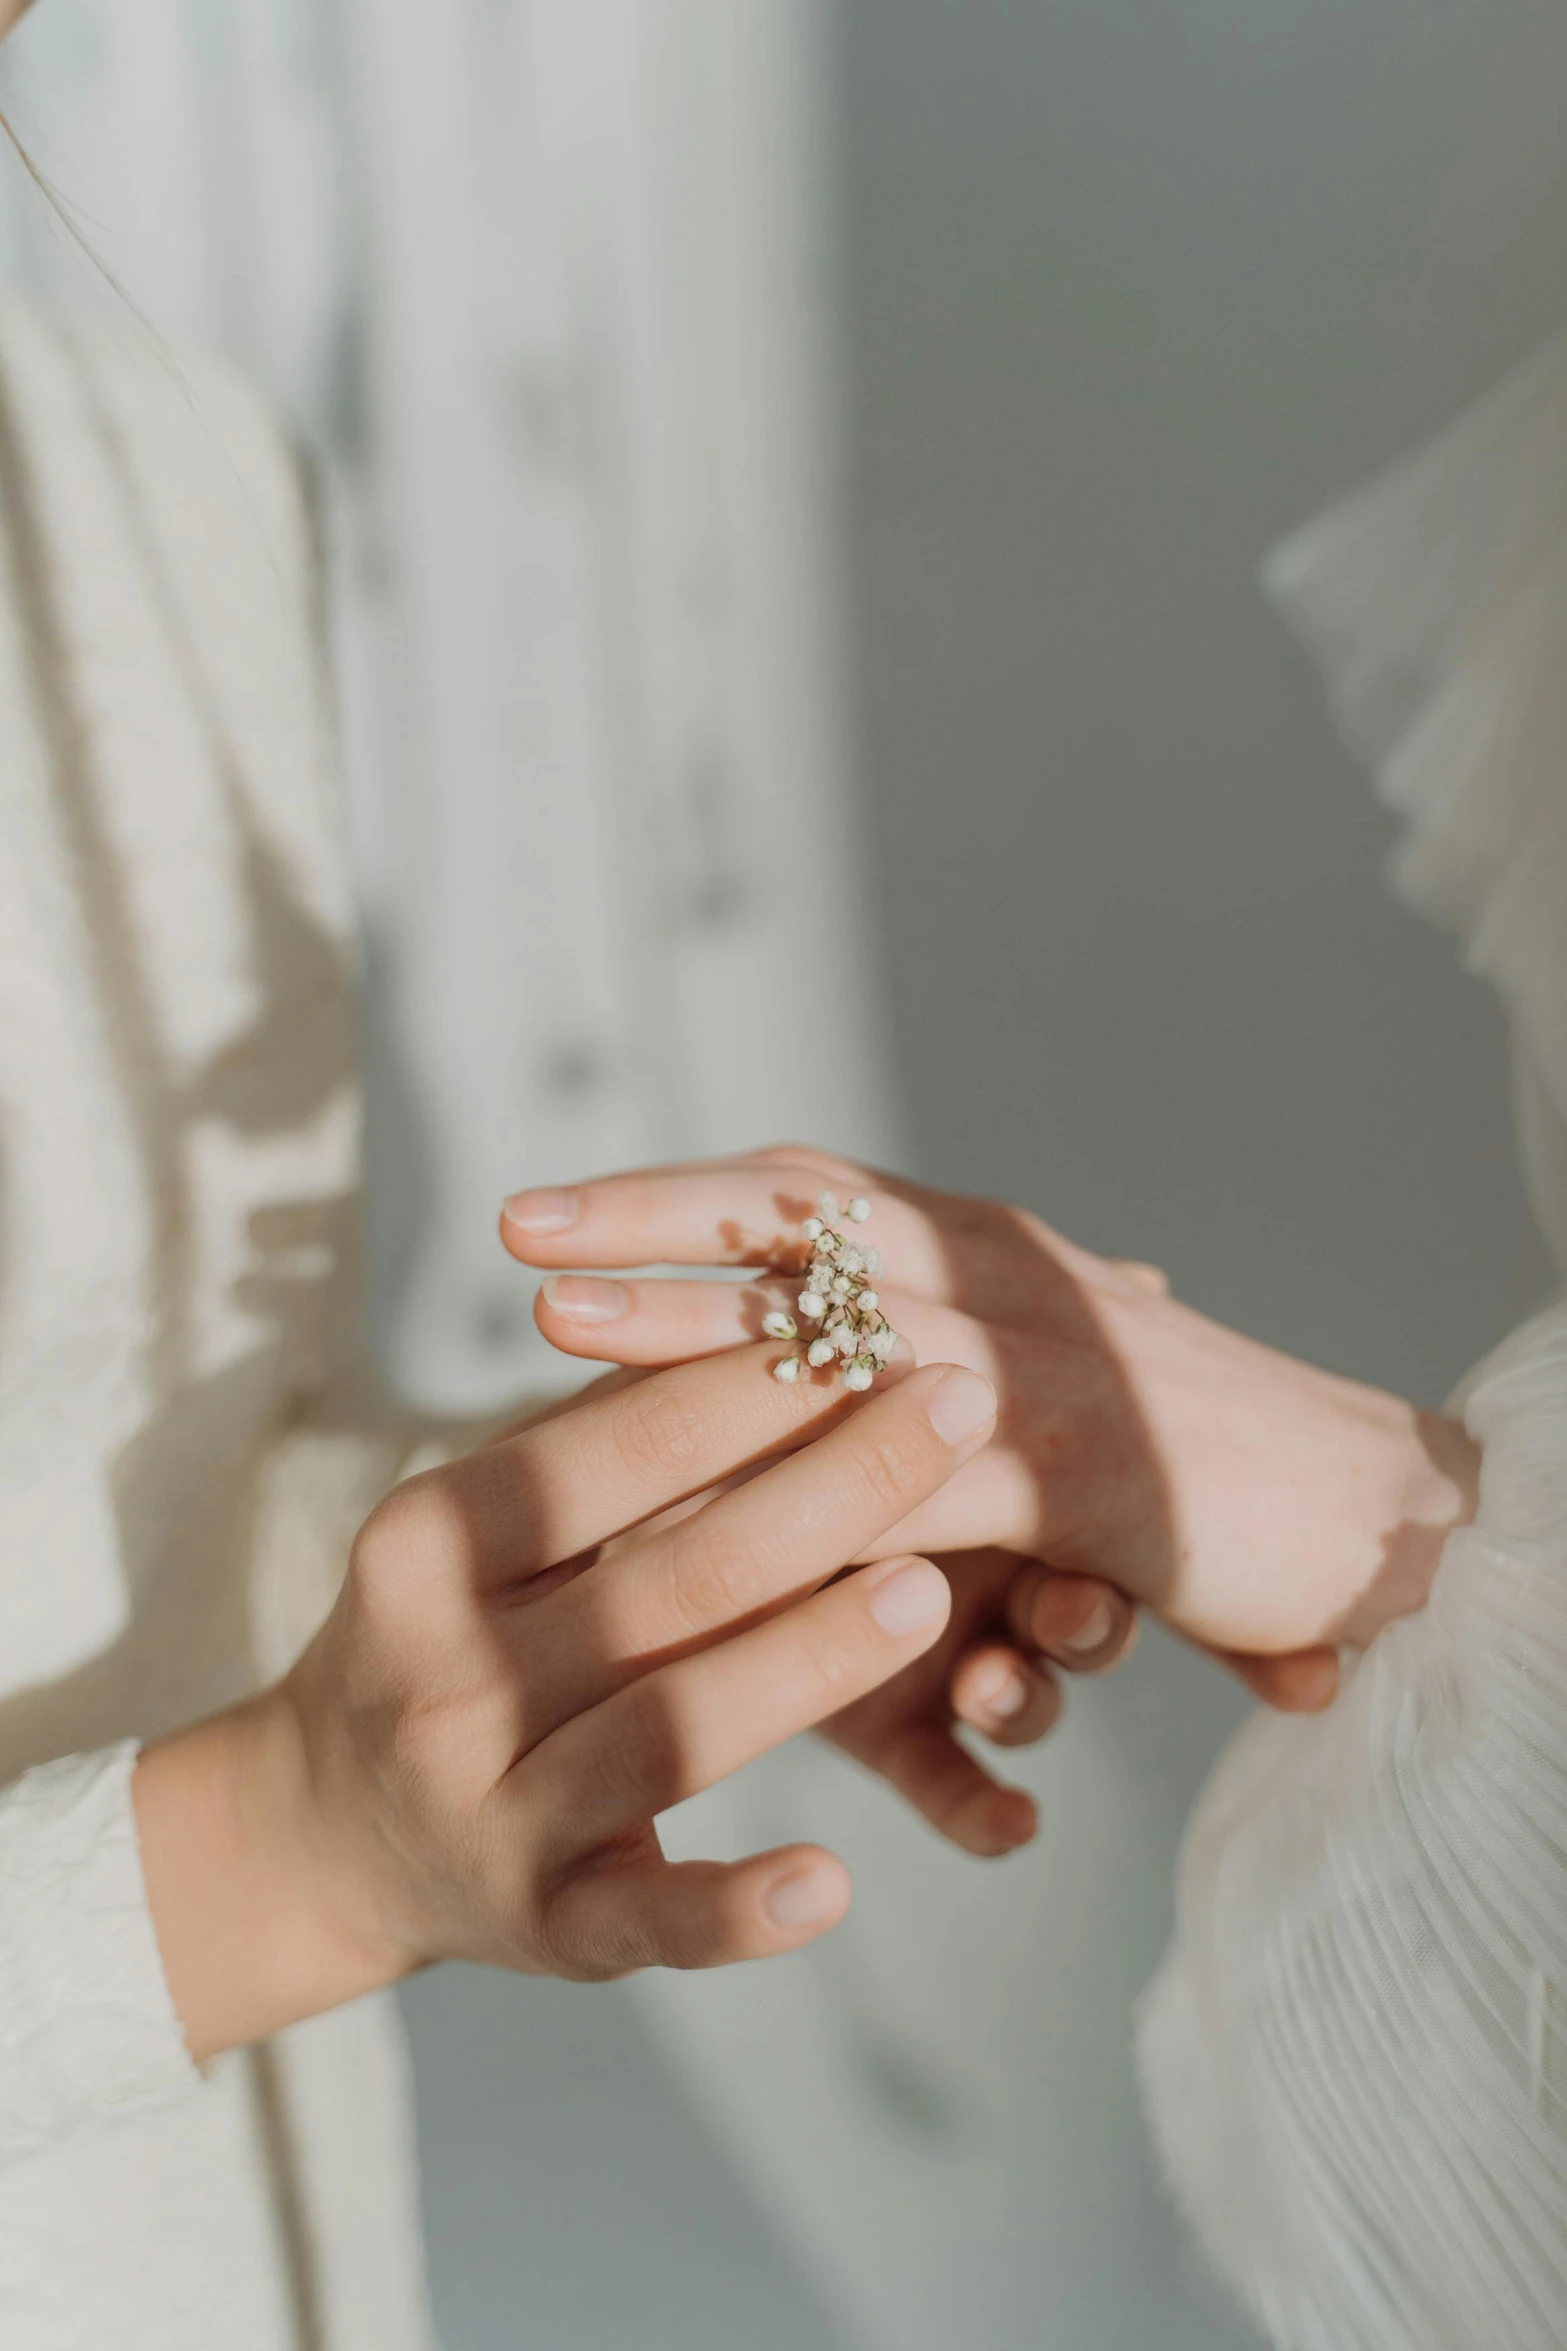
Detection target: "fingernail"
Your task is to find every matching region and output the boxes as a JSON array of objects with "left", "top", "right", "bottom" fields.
[
  {"left": 924, "top": 1366, "right": 996, "bottom": 1446},
  {"left": 870, "top": 1559, "right": 950, "bottom": 1637},
  {"left": 502, "top": 1187, "right": 581, "bottom": 1236},
  {"left": 540, "top": 1274, "right": 630, "bottom": 1323},
  {"left": 990, "top": 1790, "right": 1039, "bottom": 1849},
  {"left": 765, "top": 1867, "right": 843, "bottom": 1931},
  {"left": 972, "top": 1659, "right": 1029, "bottom": 1719},
  {"left": 1059, "top": 1597, "right": 1116, "bottom": 1656}
]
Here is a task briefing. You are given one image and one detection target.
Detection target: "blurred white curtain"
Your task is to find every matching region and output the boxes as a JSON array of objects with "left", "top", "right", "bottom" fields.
[
  {"left": 0, "top": 18, "right": 1243, "bottom": 2351},
  {"left": 0, "top": 0, "right": 900, "bottom": 1410}
]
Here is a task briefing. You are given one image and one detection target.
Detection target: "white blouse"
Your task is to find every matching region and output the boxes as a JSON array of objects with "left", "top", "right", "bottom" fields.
[
  {"left": 0, "top": 301, "right": 432, "bottom": 2349},
  {"left": 1140, "top": 335, "right": 1567, "bottom": 2350}
]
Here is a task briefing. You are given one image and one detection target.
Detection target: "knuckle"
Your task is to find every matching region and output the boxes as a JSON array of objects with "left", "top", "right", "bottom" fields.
[
  {"left": 657, "top": 1521, "right": 774, "bottom": 1643},
  {"left": 847, "top": 1427, "right": 924, "bottom": 1519},
  {"left": 750, "top": 1139, "right": 828, "bottom": 1167},
  {"left": 532, "top": 1891, "right": 615, "bottom": 1984},
  {"left": 584, "top": 1700, "right": 682, "bottom": 1823},
  {"left": 662, "top": 1908, "right": 725, "bottom": 1974},
  {"left": 795, "top": 1617, "right": 863, "bottom": 1701},
  {"left": 750, "top": 1141, "right": 861, "bottom": 1183},
  {"left": 350, "top": 1472, "right": 463, "bottom": 1599},
  {"left": 612, "top": 1378, "right": 709, "bottom": 1485}
]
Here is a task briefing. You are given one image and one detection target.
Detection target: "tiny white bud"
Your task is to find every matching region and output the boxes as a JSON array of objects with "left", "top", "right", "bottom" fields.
[
  {"left": 846, "top": 1197, "right": 871, "bottom": 1223},
  {"left": 830, "top": 1275, "right": 851, "bottom": 1298},
  {"left": 858, "top": 1290, "right": 879, "bottom": 1315},
  {"left": 836, "top": 1323, "right": 858, "bottom": 1357},
  {"left": 872, "top": 1325, "right": 896, "bottom": 1359},
  {"left": 807, "top": 1337, "right": 836, "bottom": 1368},
  {"left": 773, "top": 1354, "right": 803, "bottom": 1384},
  {"left": 798, "top": 1290, "right": 826, "bottom": 1320},
  {"left": 844, "top": 1359, "right": 875, "bottom": 1391},
  {"left": 762, "top": 1311, "right": 798, "bottom": 1340},
  {"left": 801, "top": 1216, "right": 824, "bottom": 1241},
  {"left": 817, "top": 1191, "right": 840, "bottom": 1220}
]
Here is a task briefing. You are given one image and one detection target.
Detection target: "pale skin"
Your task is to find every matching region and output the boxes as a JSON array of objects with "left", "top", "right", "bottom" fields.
[
  {"left": 134, "top": 1348, "right": 1006, "bottom": 2062},
  {"left": 0, "top": 0, "right": 1040, "bottom": 2069},
  {"left": 501, "top": 1143, "right": 1482, "bottom": 1744}
]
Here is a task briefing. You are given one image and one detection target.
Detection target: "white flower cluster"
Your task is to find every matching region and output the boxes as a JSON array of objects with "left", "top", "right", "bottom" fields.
[{"left": 766, "top": 1192, "right": 895, "bottom": 1391}]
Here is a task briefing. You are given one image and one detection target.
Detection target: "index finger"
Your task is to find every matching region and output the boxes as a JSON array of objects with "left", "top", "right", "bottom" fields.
[
  {"left": 499, "top": 1157, "right": 965, "bottom": 1300},
  {"left": 523, "top": 1366, "right": 998, "bottom": 1739},
  {"left": 500, "top": 1154, "right": 1104, "bottom": 1325},
  {"left": 420, "top": 1341, "right": 908, "bottom": 1591}
]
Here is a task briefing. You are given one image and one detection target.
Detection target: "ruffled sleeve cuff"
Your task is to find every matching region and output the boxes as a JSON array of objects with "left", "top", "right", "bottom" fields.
[
  {"left": 1264, "top": 331, "right": 1567, "bottom": 1269},
  {"left": 1138, "top": 1297, "right": 1567, "bottom": 2346},
  {"left": 0, "top": 1741, "right": 199, "bottom": 2170},
  {"left": 1138, "top": 339, "right": 1567, "bottom": 2343}
]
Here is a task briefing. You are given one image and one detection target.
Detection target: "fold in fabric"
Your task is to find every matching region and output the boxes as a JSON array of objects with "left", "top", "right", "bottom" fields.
[{"left": 1139, "top": 339, "right": 1567, "bottom": 2351}]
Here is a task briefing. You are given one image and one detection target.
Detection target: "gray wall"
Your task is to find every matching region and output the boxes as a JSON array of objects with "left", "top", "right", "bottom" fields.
[
  {"left": 843, "top": 0, "right": 1562, "bottom": 1394},
  {"left": 405, "top": 6, "right": 1567, "bottom": 2346}
]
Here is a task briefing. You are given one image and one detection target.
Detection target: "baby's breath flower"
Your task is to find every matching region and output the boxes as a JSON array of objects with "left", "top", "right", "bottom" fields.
[{"left": 771, "top": 1196, "right": 898, "bottom": 1392}]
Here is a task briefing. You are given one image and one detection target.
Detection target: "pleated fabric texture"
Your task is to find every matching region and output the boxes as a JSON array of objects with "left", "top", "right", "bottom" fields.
[{"left": 1138, "top": 335, "right": 1567, "bottom": 2351}]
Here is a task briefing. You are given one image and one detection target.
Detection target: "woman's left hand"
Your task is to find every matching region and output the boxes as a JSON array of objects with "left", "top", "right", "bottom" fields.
[{"left": 815, "top": 1544, "right": 1135, "bottom": 1853}]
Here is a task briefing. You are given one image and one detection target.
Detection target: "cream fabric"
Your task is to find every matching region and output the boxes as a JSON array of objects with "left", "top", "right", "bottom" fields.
[
  {"left": 0, "top": 299, "right": 430, "bottom": 2348},
  {"left": 1139, "top": 335, "right": 1567, "bottom": 2351}
]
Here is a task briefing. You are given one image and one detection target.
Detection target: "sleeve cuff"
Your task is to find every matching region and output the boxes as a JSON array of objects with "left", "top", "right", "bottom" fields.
[{"left": 0, "top": 1741, "right": 200, "bottom": 2169}]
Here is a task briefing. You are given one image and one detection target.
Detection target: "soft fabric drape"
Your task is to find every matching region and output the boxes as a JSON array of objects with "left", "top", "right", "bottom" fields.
[
  {"left": 1140, "top": 331, "right": 1567, "bottom": 2351},
  {"left": 0, "top": 297, "right": 430, "bottom": 2351}
]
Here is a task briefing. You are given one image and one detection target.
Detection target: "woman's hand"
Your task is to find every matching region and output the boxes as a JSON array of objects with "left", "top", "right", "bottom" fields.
[
  {"left": 501, "top": 1147, "right": 1482, "bottom": 1712},
  {"left": 133, "top": 1345, "right": 998, "bottom": 2061}
]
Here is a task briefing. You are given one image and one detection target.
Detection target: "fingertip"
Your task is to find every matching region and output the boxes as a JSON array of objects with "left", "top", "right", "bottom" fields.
[
  {"left": 952, "top": 1646, "right": 1030, "bottom": 1727},
  {"left": 762, "top": 1849, "right": 852, "bottom": 1941},
  {"left": 960, "top": 1783, "right": 1038, "bottom": 1857},
  {"left": 922, "top": 1364, "right": 998, "bottom": 1449},
  {"left": 950, "top": 1644, "right": 1063, "bottom": 1745},
  {"left": 866, "top": 1555, "right": 952, "bottom": 1642},
  {"left": 1232, "top": 1646, "right": 1340, "bottom": 1712},
  {"left": 500, "top": 1187, "right": 583, "bottom": 1256},
  {"left": 1023, "top": 1574, "right": 1136, "bottom": 1672},
  {"left": 1276, "top": 1649, "right": 1340, "bottom": 1711},
  {"left": 534, "top": 1275, "right": 635, "bottom": 1359}
]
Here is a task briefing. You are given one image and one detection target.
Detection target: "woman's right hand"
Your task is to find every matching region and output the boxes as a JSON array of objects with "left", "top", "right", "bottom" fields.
[{"left": 133, "top": 1347, "right": 997, "bottom": 2061}]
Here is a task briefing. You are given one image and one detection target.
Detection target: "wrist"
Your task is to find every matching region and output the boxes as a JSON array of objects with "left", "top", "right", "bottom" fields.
[{"left": 135, "top": 1682, "right": 411, "bottom": 2064}]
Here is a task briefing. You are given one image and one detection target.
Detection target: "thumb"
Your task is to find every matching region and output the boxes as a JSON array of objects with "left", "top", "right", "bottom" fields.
[{"left": 1216, "top": 1644, "right": 1340, "bottom": 1712}]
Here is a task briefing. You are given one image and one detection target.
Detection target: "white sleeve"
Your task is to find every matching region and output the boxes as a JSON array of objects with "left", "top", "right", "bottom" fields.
[
  {"left": 1139, "top": 1303, "right": 1567, "bottom": 2351},
  {"left": 1138, "top": 333, "right": 1567, "bottom": 2351},
  {"left": 0, "top": 1742, "right": 198, "bottom": 2170}
]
